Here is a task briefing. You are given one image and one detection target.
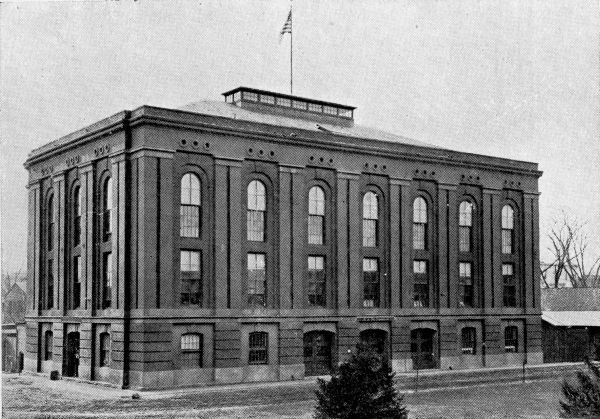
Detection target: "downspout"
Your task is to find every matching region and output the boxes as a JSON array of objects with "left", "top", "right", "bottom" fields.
[{"left": 121, "top": 111, "right": 132, "bottom": 389}]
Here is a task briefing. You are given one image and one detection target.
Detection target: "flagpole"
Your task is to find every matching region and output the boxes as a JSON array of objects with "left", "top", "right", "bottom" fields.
[{"left": 290, "top": 0, "right": 293, "bottom": 95}]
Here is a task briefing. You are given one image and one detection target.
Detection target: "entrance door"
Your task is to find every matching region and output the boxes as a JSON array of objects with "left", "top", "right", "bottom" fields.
[
  {"left": 65, "top": 332, "right": 80, "bottom": 377},
  {"left": 304, "top": 331, "right": 333, "bottom": 376},
  {"left": 411, "top": 328, "right": 438, "bottom": 370}
]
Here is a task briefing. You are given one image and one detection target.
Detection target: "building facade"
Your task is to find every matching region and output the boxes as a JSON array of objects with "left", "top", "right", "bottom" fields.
[{"left": 24, "top": 87, "right": 543, "bottom": 389}]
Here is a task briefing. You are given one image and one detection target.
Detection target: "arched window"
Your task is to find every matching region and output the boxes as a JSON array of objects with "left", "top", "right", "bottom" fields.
[
  {"left": 362, "top": 192, "right": 378, "bottom": 247},
  {"left": 47, "top": 193, "right": 54, "bottom": 251},
  {"left": 308, "top": 186, "right": 325, "bottom": 245},
  {"left": 73, "top": 185, "right": 82, "bottom": 246},
  {"left": 501, "top": 205, "right": 514, "bottom": 254},
  {"left": 504, "top": 326, "right": 518, "bottom": 353},
  {"left": 459, "top": 201, "right": 473, "bottom": 252},
  {"left": 102, "top": 177, "right": 113, "bottom": 240},
  {"left": 180, "top": 333, "right": 203, "bottom": 368},
  {"left": 44, "top": 331, "right": 53, "bottom": 361},
  {"left": 247, "top": 180, "right": 266, "bottom": 242},
  {"left": 99, "top": 332, "right": 111, "bottom": 367},
  {"left": 413, "top": 197, "right": 427, "bottom": 250},
  {"left": 461, "top": 327, "right": 476, "bottom": 354},
  {"left": 180, "top": 173, "right": 201, "bottom": 237},
  {"left": 249, "top": 331, "right": 268, "bottom": 364}
]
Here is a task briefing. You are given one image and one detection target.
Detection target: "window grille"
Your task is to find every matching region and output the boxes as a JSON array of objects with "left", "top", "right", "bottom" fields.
[
  {"left": 461, "top": 327, "right": 476, "bottom": 354},
  {"left": 180, "top": 333, "right": 203, "bottom": 368},
  {"left": 504, "top": 326, "right": 518, "bottom": 353},
  {"left": 249, "top": 332, "right": 268, "bottom": 364}
]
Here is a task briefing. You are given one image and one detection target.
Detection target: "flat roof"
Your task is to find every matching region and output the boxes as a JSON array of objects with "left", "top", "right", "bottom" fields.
[{"left": 542, "top": 311, "right": 600, "bottom": 327}]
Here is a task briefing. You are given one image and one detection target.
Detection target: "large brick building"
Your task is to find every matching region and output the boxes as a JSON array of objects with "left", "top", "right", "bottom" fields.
[{"left": 24, "top": 87, "right": 543, "bottom": 389}]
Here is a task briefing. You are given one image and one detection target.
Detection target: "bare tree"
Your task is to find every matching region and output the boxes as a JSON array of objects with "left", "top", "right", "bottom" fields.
[{"left": 543, "top": 212, "right": 600, "bottom": 288}]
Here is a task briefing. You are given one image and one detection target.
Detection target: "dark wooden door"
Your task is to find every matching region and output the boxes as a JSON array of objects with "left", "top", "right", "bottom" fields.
[
  {"left": 411, "top": 328, "right": 438, "bottom": 370},
  {"left": 304, "top": 331, "right": 332, "bottom": 376},
  {"left": 65, "top": 332, "right": 80, "bottom": 377}
]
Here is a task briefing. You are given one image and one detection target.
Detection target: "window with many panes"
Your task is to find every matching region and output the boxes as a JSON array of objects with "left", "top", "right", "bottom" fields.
[
  {"left": 46, "top": 260, "right": 54, "bottom": 309},
  {"left": 308, "top": 256, "right": 326, "bottom": 307},
  {"left": 502, "top": 263, "right": 516, "bottom": 307},
  {"left": 180, "top": 333, "right": 203, "bottom": 368},
  {"left": 73, "top": 185, "right": 82, "bottom": 246},
  {"left": 461, "top": 327, "right": 476, "bottom": 354},
  {"left": 459, "top": 262, "right": 473, "bottom": 307},
  {"left": 308, "top": 186, "right": 325, "bottom": 245},
  {"left": 102, "top": 252, "right": 112, "bottom": 309},
  {"left": 362, "top": 192, "right": 378, "bottom": 247},
  {"left": 44, "top": 331, "right": 53, "bottom": 361},
  {"left": 502, "top": 205, "right": 514, "bottom": 254},
  {"left": 72, "top": 255, "right": 81, "bottom": 309},
  {"left": 180, "top": 250, "right": 201, "bottom": 305},
  {"left": 248, "top": 332, "right": 268, "bottom": 364},
  {"left": 413, "top": 260, "right": 429, "bottom": 307},
  {"left": 247, "top": 180, "right": 266, "bottom": 242},
  {"left": 459, "top": 201, "right": 473, "bottom": 252},
  {"left": 413, "top": 197, "right": 427, "bottom": 250},
  {"left": 180, "top": 173, "right": 201, "bottom": 237},
  {"left": 247, "top": 253, "right": 266, "bottom": 306},
  {"left": 504, "top": 326, "right": 518, "bottom": 353},
  {"left": 99, "top": 333, "right": 110, "bottom": 367},
  {"left": 362, "top": 258, "right": 379, "bottom": 308},
  {"left": 102, "top": 178, "right": 112, "bottom": 241}
]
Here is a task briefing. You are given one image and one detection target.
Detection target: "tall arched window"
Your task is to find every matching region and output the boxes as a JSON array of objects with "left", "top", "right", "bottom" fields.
[
  {"left": 73, "top": 185, "right": 82, "bottom": 246},
  {"left": 413, "top": 197, "right": 427, "bottom": 250},
  {"left": 501, "top": 205, "right": 514, "bottom": 254},
  {"left": 247, "top": 180, "right": 266, "bottom": 242},
  {"left": 102, "top": 177, "right": 113, "bottom": 240},
  {"left": 459, "top": 201, "right": 473, "bottom": 252},
  {"left": 180, "top": 173, "right": 201, "bottom": 237},
  {"left": 362, "top": 192, "right": 378, "bottom": 247},
  {"left": 47, "top": 193, "right": 54, "bottom": 251},
  {"left": 308, "top": 186, "right": 325, "bottom": 245}
]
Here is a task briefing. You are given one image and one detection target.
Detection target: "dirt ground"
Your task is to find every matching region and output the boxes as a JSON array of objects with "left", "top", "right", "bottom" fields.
[{"left": 2, "top": 373, "right": 565, "bottom": 418}]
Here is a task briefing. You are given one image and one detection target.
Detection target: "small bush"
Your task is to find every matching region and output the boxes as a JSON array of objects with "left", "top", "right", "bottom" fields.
[
  {"left": 560, "top": 357, "right": 600, "bottom": 417},
  {"left": 314, "top": 343, "right": 408, "bottom": 419}
]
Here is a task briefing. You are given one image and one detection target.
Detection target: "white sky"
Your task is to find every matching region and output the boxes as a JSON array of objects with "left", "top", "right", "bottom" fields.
[{"left": 1, "top": 0, "right": 599, "bottom": 274}]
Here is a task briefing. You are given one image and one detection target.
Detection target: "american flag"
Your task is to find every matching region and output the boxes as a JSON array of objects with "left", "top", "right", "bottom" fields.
[{"left": 280, "top": 9, "right": 292, "bottom": 40}]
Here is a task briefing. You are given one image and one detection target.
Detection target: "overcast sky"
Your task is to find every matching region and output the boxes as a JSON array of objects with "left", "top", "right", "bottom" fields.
[{"left": 1, "top": 0, "right": 599, "bottom": 275}]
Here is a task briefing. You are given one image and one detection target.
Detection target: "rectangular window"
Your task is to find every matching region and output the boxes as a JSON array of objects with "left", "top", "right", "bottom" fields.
[
  {"left": 505, "top": 327, "right": 518, "bottom": 353},
  {"left": 102, "top": 253, "right": 112, "bottom": 309},
  {"left": 99, "top": 333, "right": 111, "bottom": 367},
  {"left": 180, "top": 250, "right": 202, "bottom": 305},
  {"left": 247, "top": 253, "right": 266, "bottom": 306},
  {"left": 308, "top": 215, "right": 324, "bottom": 245},
  {"left": 247, "top": 210, "right": 265, "bottom": 242},
  {"left": 323, "top": 105, "right": 337, "bottom": 115},
  {"left": 180, "top": 334, "right": 203, "bottom": 368},
  {"left": 362, "top": 258, "right": 379, "bottom": 308},
  {"left": 47, "top": 260, "right": 54, "bottom": 309},
  {"left": 413, "top": 223, "right": 426, "bottom": 250},
  {"left": 259, "top": 94, "right": 275, "bottom": 104},
  {"left": 243, "top": 91, "right": 258, "bottom": 101},
  {"left": 502, "top": 229, "right": 513, "bottom": 254},
  {"left": 248, "top": 332, "right": 268, "bottom": 364},
  {"left": 413, "top": 260, "right": 429, "bottom": 307},
  {"left": 339, "top": 109, "right": 352, "bottom": 118},
  {"left": 461, "top": 328, "right": 476, "bottom": 354},
  {"left": 502, "top": 263, "right": 516, "bottom": 307},
  {"left": 459, "top": 226, "right": 471, "bottom": 252},
  {"left": 180, "top": 205, "right": 200, "bottom": 237},
  {"left": 308, "top": 256, "right": 326, "bottom": 307},
  {"left": 308, "top": 103, "right": 323, "bottom": 112},
  {"left": 73, "top": 256, "right": 81, "bottom": 309},
  {"left": 293, "top": 100, "right": 307, "bottom": 110},
  {"left": 459, "top": 262, "right": 473, "bottom": 307},
  {"left": 362, "top": 219, "right": 377, "bottom": 247},
  {"left": 277, "top": 97, "right": 291, "bottom": 107}
]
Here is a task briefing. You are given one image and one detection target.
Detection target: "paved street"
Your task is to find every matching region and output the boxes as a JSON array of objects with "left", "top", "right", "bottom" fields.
[{"left": 2, "top": 373, "right": 566, "bottom": 418}]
